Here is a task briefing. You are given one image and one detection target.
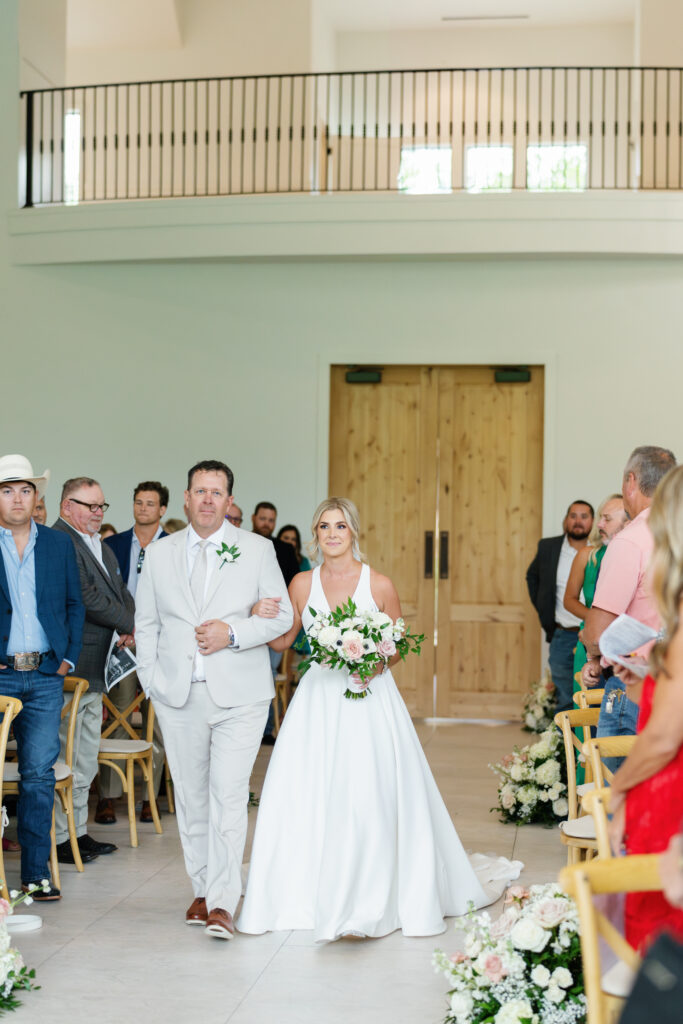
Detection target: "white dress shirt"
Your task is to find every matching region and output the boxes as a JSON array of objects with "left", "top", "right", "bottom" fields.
[
  {"left": 186, "top": 522, "right": 236, "bottom": 681},
  {"left": 554, "top": 535, "right": 583, "bottom": 628},
  {"left": 61, "top": 518, "right": 109, "bottom": 575},
  {"left": 128, "top": 524, "right": 164, "bottom": 597}
]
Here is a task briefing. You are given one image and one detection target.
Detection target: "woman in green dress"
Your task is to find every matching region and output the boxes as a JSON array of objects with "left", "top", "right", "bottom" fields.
[{"left": 563, "top": 494, "right": 627, "bottom": 781}]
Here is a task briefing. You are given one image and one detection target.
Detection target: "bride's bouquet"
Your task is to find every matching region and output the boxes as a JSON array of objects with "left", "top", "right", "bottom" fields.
[{"left": 298, "top": 598, "right": 424, "bottom": 699}]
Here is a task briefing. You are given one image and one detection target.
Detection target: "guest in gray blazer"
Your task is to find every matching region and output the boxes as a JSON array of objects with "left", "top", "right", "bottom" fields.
[{"left": 52, "top": 476, "right": 135, "bottom": 864}]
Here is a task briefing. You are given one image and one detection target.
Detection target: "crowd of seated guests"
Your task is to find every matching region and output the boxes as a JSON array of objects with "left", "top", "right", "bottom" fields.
[{"left": 0, "top": 453, "right": 310, "bottom": 901}]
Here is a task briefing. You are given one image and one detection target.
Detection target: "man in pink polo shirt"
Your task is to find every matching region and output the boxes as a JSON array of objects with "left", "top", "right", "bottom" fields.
[{"left": 582, "top": 446, "right": 676, "bottom": 760}]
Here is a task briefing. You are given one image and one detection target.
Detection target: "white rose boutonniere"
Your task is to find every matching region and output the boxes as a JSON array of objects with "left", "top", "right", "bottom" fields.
[{"left": 217, "top": 542, "right": 241, "bottom": 569}]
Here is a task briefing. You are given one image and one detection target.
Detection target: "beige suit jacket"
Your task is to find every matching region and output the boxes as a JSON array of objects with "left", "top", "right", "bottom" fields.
[{"left": 134, "top": 523, "right": 293, "bottom": 708}]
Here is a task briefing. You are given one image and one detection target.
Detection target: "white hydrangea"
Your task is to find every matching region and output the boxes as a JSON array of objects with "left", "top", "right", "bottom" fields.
[
  {"left": 510, "top": 763, "right": 525, "bottom": 782},
  {"left": 535, "top": 759, "right": 560, "bottom": 786},
  {"left": 552, "top": 798, "right": 569, "bottom": 817},
  {"left": 517, "top": 785, "right": 539, "bottom": 806}
]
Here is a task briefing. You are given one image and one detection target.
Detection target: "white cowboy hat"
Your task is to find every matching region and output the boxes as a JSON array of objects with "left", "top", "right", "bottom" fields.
[{"left": 0, "top": 454, "right": 50, "bottom": 499}]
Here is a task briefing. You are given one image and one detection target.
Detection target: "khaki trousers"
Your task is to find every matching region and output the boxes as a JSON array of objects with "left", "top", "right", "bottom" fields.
[{"left": 54, "top": 691, "right": 103, "bottom": 844}]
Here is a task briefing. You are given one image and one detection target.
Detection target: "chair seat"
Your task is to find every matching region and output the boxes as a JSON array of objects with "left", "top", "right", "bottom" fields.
[
  {"left": 4, "top": 762, "right": 72, "bottom": 782},
  {"left": 560, "top": 814, "right": 596, "bottom": 839},
  {"left": 577, "top": 781, "right": 596, "bottom": 797},
  {"left": 602, "top": 959, "right": 636, "bottom": 998},
  {"left": 99, "top": 739, "right": 152, "bottom": 755}
]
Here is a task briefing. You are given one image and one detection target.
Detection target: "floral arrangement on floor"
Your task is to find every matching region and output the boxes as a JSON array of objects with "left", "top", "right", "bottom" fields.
[
  {"left": 521, "top": 670, "right": 556, "bottom": 733},
  {"left": 433, "top": 883, "right": 586, "bottom": 1024},
  {"left": 299, "top": 598, "right": 424, "bottom": 699},
  {"left": 490, "top": 728, "right": 568, "bottom": 826},
  {"left": 0, "top": 883, "right": 43, "bottom": 1014}
]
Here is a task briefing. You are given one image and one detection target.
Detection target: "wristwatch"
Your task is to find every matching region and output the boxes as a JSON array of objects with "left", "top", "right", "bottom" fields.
[{"left": 226, "top": 626, "right": 235, "bottom": 648}]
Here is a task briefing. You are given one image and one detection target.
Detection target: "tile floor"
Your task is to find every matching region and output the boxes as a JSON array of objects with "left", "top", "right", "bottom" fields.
[{"left": 6, "top": 720, "right": 566, "bottom": 1024}]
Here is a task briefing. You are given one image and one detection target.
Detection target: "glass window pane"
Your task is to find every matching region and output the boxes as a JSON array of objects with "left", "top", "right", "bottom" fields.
[
  {"left": 398, "top": 147, "right": 452, "bottom": 195},
  {"left": 526, "top": 144, "right": 588, "bottom": 191},
  {"left": 464, "top": 145, "right": 513, "bottom": 192}
]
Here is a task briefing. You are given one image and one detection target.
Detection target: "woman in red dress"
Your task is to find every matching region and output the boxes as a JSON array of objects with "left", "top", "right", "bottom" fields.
[{"left": 608, "top": 465, "right": 683, "bottom": 951}]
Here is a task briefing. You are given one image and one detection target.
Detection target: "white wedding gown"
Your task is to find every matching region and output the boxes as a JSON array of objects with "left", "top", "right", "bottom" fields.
[{"left": 238, "top": 564, "right": 522, "bottom": 942}]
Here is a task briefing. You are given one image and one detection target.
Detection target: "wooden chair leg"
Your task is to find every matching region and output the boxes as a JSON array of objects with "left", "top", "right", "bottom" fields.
[
  {"left": 125, "top": 758, "right": 138, "bottom": 848},
  {"left": 49, "top": 805, "right": 61, "bottom": 890},
  {"left": 164, "top": 759, "right": 175, "bottom": 815},
  {"left": 0, "top": 829, "right": 8, "bottom": 902},
  {"left": 143, "top": 756, "right": 162, "bottom": 835},
  {"left": 62, "top": 786, "right": 83, "bottom": 872},
  {"left": 273, "top": 695, "right": 280, "bottom": 736}
]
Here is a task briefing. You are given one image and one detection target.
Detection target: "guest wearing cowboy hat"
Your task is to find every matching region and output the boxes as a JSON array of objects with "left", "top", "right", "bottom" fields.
[{"left": 0, "top": 454, "right": 84, "bottom": 900}]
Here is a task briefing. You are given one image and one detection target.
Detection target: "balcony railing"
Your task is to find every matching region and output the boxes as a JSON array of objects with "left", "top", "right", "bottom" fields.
[{"left": 19, "top": 66, "right": 683, "bottom": 206}]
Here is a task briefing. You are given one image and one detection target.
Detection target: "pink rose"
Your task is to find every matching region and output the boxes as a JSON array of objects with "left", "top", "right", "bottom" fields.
[
  {"left": 377, "top": 639, "right": 396, "bottom": 658},
  {"left": 500, "top": 754, "right": 514, "bottom": 768},
  {"left": 0, "top": 899, "right": 9, "bottom": 921},
  {"left": 450, "top": 952, "right": 469, "bottom": 964},
  {"left": 342, "top": 638, "right": 364, "bottom": 660},
  {"left": 545, "top": 681, "right": 555, "bottom": 692},
  {"left": 533, "top": 898, "right": 570, "bottom": 929},
  {"left": 483, "top": 953, "right": 507, "bottom": 983},
  {"left": 504, "top": 885, "right": 530, "bottom": 905},
  {"left": 489, "top": 907, "right": 519, "bottom": 939}
]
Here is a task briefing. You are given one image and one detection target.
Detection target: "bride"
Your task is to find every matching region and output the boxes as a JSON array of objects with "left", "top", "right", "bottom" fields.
[{"left": 238, "top": 497, "right": 521, "bottom": 942}]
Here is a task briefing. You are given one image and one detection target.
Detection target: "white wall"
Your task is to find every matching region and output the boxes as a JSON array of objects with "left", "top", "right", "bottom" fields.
[
  {"left": 336, "top": 23, "right": 635, "bottom": 72},
  {"left": 66, "top": 0, "right": 313, "bottom": 85},
  {"left": 19, "top": 0, "right": 66, "bottom": 90}
]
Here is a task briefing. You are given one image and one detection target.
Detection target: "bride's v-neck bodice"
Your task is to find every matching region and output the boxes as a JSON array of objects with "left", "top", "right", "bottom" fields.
[{"left": 303, "top": 562, "right": 376, "bottom": 629}]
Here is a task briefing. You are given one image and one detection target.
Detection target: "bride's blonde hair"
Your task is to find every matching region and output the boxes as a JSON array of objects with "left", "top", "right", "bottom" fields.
[
  {"left": 648, "top": 464, "right": 683, "bottom": 677},
  {"left": 309, "top": 497, "right": 365, "bottom": 563}
]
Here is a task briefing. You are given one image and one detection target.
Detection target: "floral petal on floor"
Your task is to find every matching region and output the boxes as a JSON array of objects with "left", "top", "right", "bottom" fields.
[
  {"left": 490, "top": 728, "right": 568, "bottom": 826},
  {"left": 433, "top": 884, "right": 586, "bottom": 1024}
]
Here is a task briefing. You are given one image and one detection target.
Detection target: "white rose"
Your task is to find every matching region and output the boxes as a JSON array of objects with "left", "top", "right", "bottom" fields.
[
  {"left": 552, "top": 798, "right": 569, "bottom": 817},
  {"left": 449, "top": 991, "right": 474, "bottom": 1020},
  {"left": 535, "top": 760, "right": 560, "bottom": 786},
  {"left": 341, "top": 629, "right": 363, "bottom": 644},
  {"left": 510, "top": 918, "right": 551, "bottom": 953},
  {"left": 534, "top": 899, "right": 572, "bottom": 930},
  {"left": 546, "top": 984, "right": 566, "bottom": 1004},
  {"left": 551, "top": 967, "right": 573, "bottom": 988},
  {"left": 530, "top": 964, "right": 551, "bottom": 988},
  {"left": 494, "top": 999, "right": 534, "bottom": 1024},
  {"left": 317, "top": 626, "right": 341, "bottom": 649},
  {"left": 500, "top": 785, "right": 516, "bottom": 810}
]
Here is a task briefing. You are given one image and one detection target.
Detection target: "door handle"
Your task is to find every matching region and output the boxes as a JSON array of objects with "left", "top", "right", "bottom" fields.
[
  {"left": 424, "top": 532, "right": 434, "bottom": 579},
  {"left": 439, "top": 531, "right": 449, "bottom": 579}
]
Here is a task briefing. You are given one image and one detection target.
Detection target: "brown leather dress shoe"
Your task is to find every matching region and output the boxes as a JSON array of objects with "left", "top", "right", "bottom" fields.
[
  {"left": 140, "top": 801, "right": 153, "bottom": 823},
  {"left": 94, "top": 798, "right": 116, "bottom": 825},
  {"left": 185, "top": 897, "right": 208, "bottom": 926},
  {"left": 205, "top": 907, "right": 235, "bottom": 940}
]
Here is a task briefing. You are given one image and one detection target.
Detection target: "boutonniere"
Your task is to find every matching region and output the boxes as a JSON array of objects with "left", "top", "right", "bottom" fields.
[{"left": 217, "top": 542, "right": 241, "bottom": 569}]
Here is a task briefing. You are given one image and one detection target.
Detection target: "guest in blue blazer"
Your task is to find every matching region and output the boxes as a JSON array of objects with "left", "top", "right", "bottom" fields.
[
  {"left": 100, "top": 481, "right": 169, "bottom": 825},
  {"left": 0, "top": 455, "right": 84, "bottom": 900}
]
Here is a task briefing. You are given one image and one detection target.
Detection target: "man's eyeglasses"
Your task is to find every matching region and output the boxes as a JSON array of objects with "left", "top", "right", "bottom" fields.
[
  {"left": 69, "top": 498, "right": 110, "bottom": 514},
  {"left": 137, "top": 549, "right": 146, "bottom": 574},
  {"left": 227, "top": 515, "right": 243, "bottom": 526}
]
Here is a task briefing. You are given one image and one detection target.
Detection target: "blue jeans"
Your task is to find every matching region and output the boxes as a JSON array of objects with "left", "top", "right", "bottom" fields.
[
  {"left": 0, "top": 669, "right": 63, "bottom": 884},
  {"left": 549, "top": 628, "right": 578, "bottom": 714},
  {"left": 597, "top": 675, "right": 640, "bottom": 774}
]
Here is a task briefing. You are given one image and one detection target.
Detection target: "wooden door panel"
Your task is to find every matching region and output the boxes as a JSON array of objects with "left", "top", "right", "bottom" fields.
[
  {"left": 329, "top": 366, "right": 437, "bottom": 715},
  {"left": 436, "top": 367, "right": 544, "bottom": 717}
]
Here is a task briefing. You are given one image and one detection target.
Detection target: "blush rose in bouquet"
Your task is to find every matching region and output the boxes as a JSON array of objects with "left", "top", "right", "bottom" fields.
[{"left": 298, "top": 597, "right": 424, "bottom": 700}]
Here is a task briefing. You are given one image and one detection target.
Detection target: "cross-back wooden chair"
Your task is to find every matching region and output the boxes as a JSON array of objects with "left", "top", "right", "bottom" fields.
[
  {"left": 98, "top": 689, "right": 162, "bottom": 847},
  {"left": 0, "top": 696, "right": 23, "bottom": 901},
  {"left": 575, "top": 688, "right": 605, "bottom": 709},
  {"left": 583, "top": 735, "right": 638, "bottom": 791},
  {"left": 3, "top": 677, "right": 88, "bottom": 893},
  {"left": 581, "top": 786, "right": 614, "bottom": 859},
  {"left": 560, "top": 855, "right": 662, "bottom": 1024},
  {"left": 555, "top": 708, "right": 601, "bottom": 863}
]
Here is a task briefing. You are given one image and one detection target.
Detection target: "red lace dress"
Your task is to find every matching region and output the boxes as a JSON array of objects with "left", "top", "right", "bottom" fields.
[{"left": 624, "top": 674, "right": 683, "bottom": 950}]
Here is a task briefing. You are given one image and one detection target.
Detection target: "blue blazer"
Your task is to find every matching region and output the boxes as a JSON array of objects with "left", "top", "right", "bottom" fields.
[
  {"left": 0, "top": 524, "right": 85, "bottom": 675},
  {"left": 104, "top": 526, "right": 168, "bottom": 582}
]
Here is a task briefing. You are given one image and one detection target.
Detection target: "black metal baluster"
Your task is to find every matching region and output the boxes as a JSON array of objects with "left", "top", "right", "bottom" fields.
[{"left": 24, "top": 92, "right": 34, "bottom": 207}]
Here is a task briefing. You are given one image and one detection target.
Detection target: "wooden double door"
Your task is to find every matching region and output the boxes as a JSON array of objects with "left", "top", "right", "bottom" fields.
[{"left": 329, "top": 365, "right": 544, "bottom": 719}]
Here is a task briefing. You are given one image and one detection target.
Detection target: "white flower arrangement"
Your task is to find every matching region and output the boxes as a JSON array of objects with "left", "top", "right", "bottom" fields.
[
  {"left": 521, "top": 669, "right": 556, "bottom": 733},
  {"left": 433, "top": 884, "right": 586, "bottom": 1024},
  {"left": 490, "top": 728, "right": 568, "bottom": 826},
  {"left": 0, "top": 883, "right": 44, "bottom": 1013}
]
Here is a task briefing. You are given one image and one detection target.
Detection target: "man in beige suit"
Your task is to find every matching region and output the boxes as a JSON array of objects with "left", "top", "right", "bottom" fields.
[{"left": 135, "top": 459, "right": 292, "bottom": 940}]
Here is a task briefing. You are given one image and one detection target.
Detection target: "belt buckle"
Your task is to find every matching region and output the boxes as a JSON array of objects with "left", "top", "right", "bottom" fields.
[{"left": 14, "top": 652, "right": 40, "bottom": 671}]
